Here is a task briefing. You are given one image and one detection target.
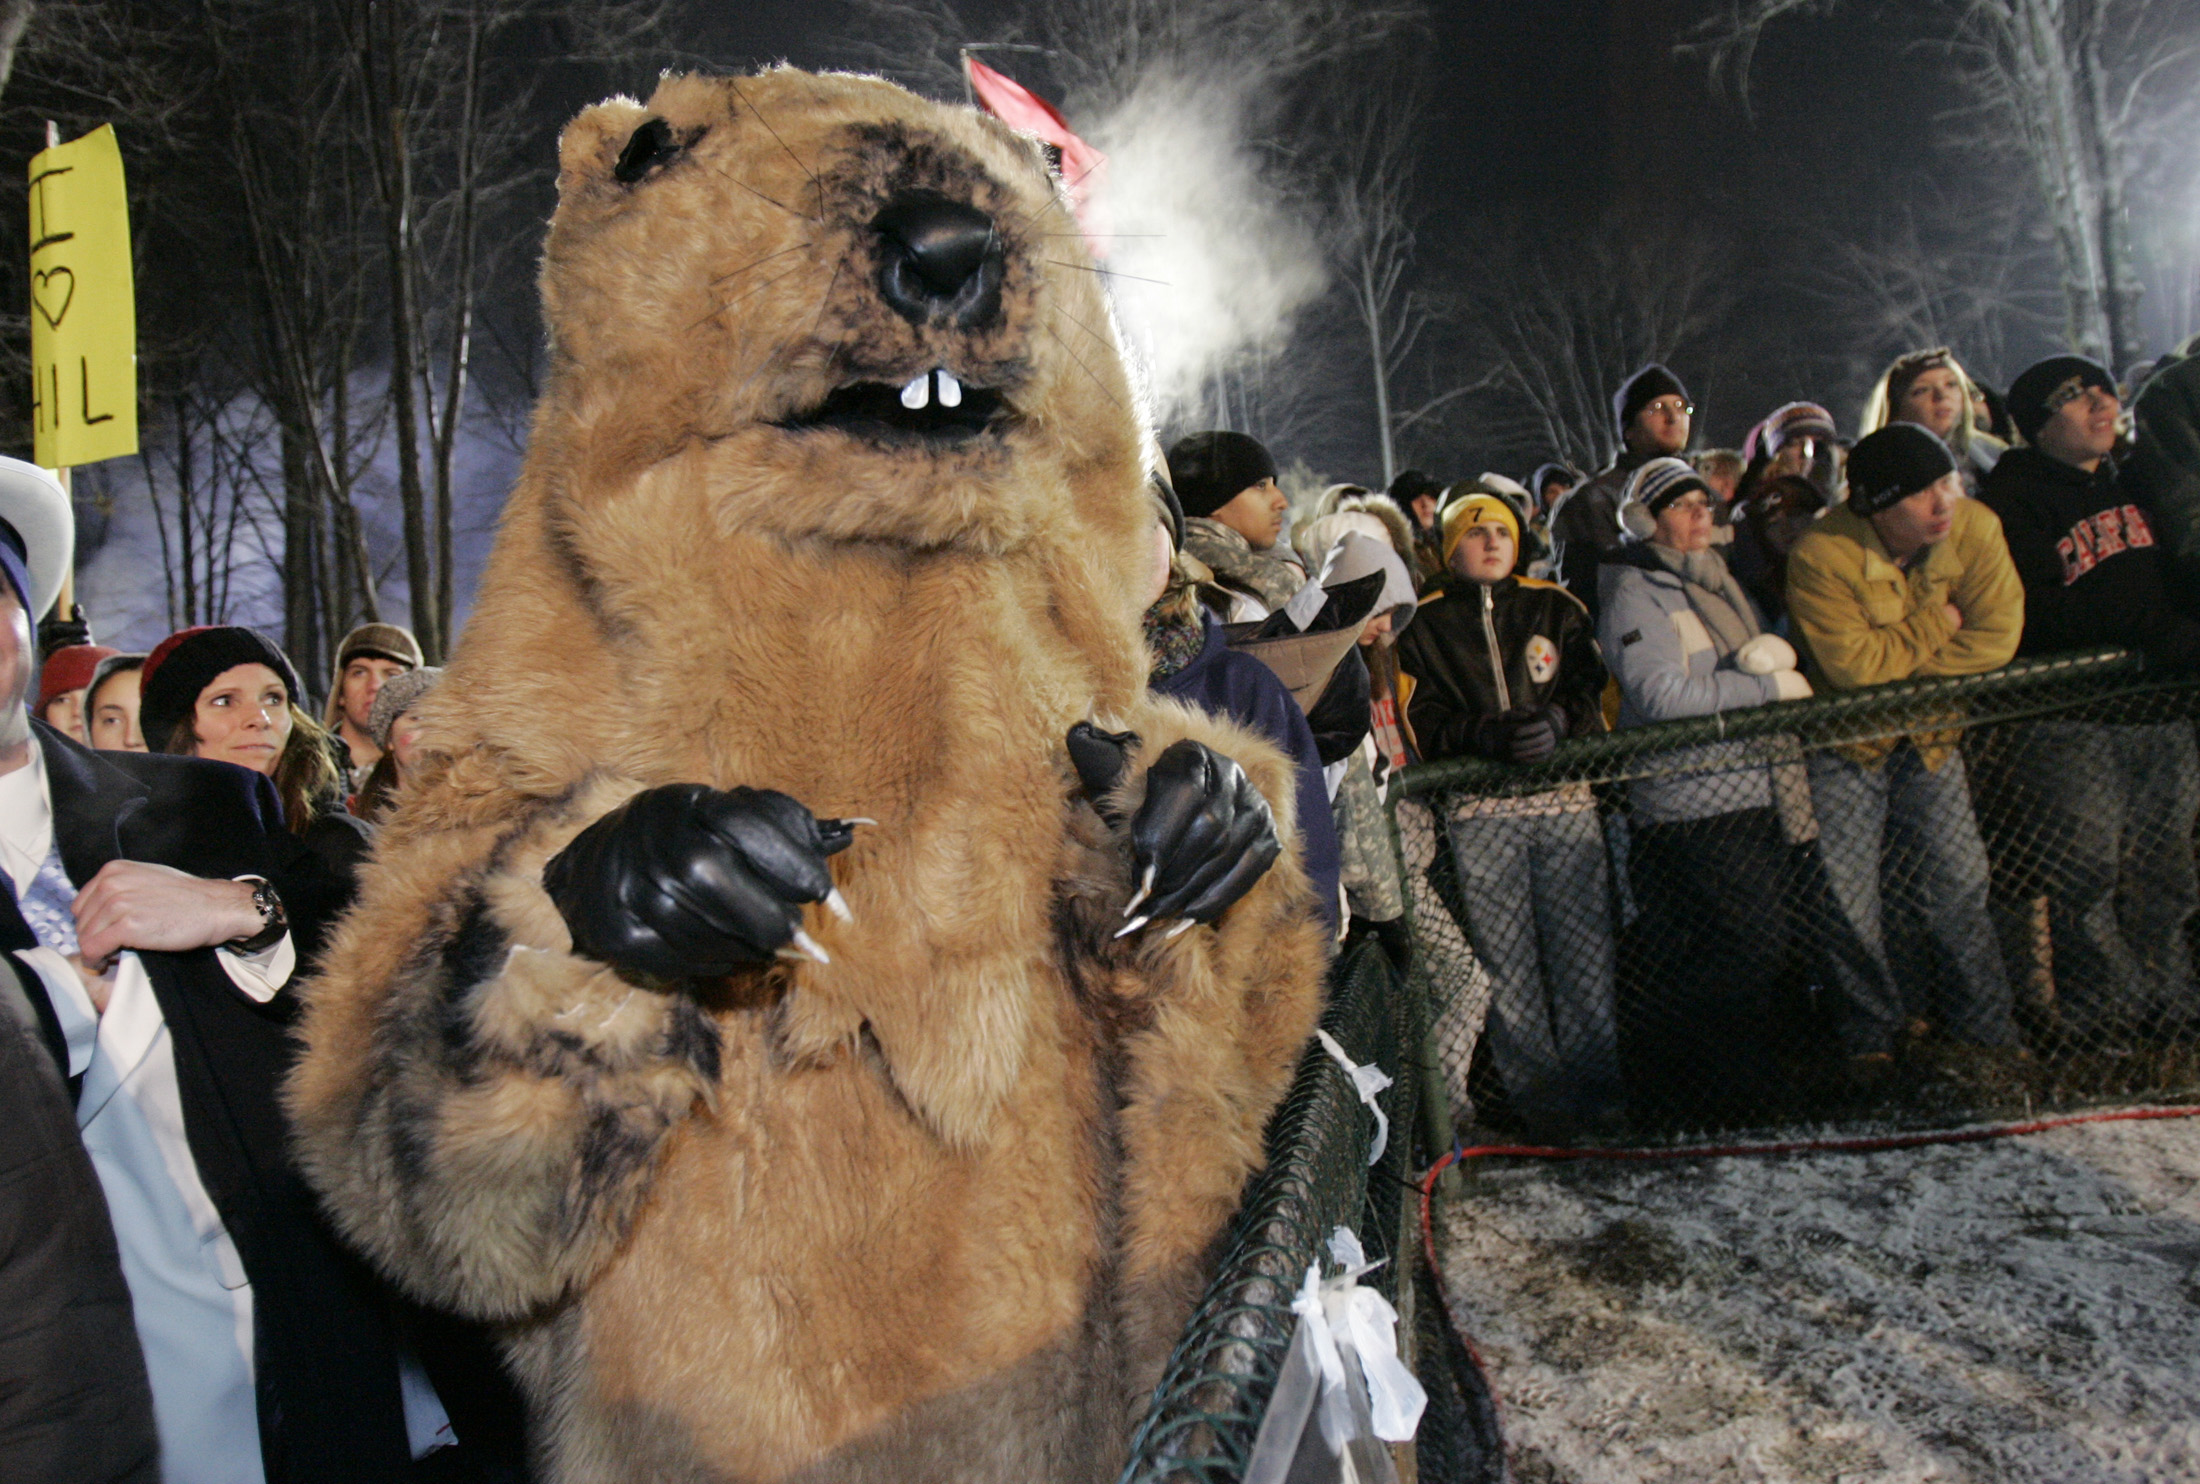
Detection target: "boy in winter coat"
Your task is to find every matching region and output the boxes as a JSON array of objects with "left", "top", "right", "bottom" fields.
[
  {"left": 1395, "top": 492, "right": 1625, "bottom": 1137},
  {"left": 1786, "top": 423, "right": 2025, "bottom": 1053},
  {"left": 1981, "top": 356, "right": 2200, "bottom": 1040}
]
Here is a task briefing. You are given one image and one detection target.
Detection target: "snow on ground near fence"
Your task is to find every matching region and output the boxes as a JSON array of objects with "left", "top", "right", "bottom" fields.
[{"left": 1438, "top": 1119, "right": 2200, "bottom": 1483}]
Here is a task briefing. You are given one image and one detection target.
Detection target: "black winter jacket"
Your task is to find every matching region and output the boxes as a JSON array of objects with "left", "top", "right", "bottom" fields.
[
  {"left": 1980, "top": 445, "right": 2200, "bottom": 674},
  {"left": 1393, "top": 576, "right": 1607, "bottom": 763},
  {"left": 1550, "top": 450, "right": 1654, "bottom": 615}
]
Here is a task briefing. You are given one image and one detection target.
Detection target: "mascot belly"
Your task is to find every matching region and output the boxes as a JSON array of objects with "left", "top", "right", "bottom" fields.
[{"left": 287, "top": 68, "right": 1327, "bottom": 1484}]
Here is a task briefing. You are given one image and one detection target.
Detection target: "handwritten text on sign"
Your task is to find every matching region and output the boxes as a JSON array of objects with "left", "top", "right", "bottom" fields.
[{"left": 30, "top": 123, "right": 137, "bottom": 469}]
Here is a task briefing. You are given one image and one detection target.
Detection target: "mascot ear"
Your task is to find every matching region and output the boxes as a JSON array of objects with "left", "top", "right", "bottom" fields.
[
  {"left": 613, "top": 118, "right": 684, "bottom": 183},
  {"left": 557, "top": 98, "right": 656, "bottom": 195}
]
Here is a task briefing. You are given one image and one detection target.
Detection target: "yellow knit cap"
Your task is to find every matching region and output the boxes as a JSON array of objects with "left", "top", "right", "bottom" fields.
[{"left": 1440, "top": 492, "right": 1521, "bottom": 566}]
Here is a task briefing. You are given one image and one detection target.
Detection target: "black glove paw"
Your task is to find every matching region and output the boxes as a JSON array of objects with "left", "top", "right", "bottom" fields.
[
  {"left": 1121, "top": 739, "right": 1281, "bottom": 932},
  {"left": 542, "top": 784, "right": 856, "bottom": 982},
  {"left": 1067, "top": 721, "right": 1141, "bottom": 821}
]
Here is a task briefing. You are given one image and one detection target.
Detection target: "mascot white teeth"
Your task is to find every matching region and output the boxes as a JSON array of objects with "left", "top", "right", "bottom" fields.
[{"left": 287, "top": 66, "right": 1327, "bottom": 1484}]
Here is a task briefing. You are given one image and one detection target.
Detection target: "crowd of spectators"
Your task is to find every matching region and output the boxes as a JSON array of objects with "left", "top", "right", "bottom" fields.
[
  {"left": 1148, "top": 338, "right": 2200, "bottom": 1138},
  {"left": 5, "top": 309, "right": 2199, "bottom": 1474}
]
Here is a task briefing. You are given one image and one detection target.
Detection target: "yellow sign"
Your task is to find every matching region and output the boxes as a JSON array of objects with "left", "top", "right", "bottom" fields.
[{"left": 29, "top": 124, "right": 136, "bottom": 469}]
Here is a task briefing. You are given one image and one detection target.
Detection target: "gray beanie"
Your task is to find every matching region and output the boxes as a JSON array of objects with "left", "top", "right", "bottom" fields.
[{"left": 367, "top": 665, "right": 443, "bottom": 750}]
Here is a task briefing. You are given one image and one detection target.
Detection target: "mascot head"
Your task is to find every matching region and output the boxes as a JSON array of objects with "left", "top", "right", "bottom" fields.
[{"left": 536, "top": 68, "right": 1148, "bottom": 557}]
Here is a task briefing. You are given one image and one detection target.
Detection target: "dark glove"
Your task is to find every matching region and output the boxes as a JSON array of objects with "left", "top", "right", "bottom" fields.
[
  {"left": 542, "top": 784, "right": 856, "bottom": 981},
  {"left": 1121, "top": 739, "right": 1281, "bottom": 931},
  {"left": 1068, "top": 720, "right": 1140, "bottom": 820},
  {"left": 1303, "top": 648, "right": 1372, "bottom": 765},
  {"left": 37, "top": 603, "right": 90, "bottom": 660},
  {"left": 1472, "top": 706, "right": 1562, "bottom": 766}
]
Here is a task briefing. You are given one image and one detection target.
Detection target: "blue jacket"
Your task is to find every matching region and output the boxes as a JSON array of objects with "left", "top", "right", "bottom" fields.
[{"left": 1155, "top": 616, "right": 1342, "bottom": 932}]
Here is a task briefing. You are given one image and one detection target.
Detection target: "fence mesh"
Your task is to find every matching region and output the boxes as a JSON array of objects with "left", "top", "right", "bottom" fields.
[
  {"left": 1120, "top": 940, "right": 1500, "bottom": 1483},
  {"left": 1391, "top": 647, "right": 2200, "bottom": 1145}
]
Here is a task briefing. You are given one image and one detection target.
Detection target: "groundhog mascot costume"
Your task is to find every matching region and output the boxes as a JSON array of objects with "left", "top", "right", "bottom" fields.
[{"left": 287, "top": 68, "right": 1328, "bottom": 1484}]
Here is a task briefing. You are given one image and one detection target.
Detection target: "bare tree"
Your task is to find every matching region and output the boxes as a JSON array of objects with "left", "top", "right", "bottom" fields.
[
  {"left": 7, "top": 0, "right": 669, "bottom": 671},
  {"left": 1450, "top": 204, "right": 1741, "bottom": 473},
  {"left": 1805, "top": 187, "right": 2064, "bottom": 396},
  {"left": 0, "top": 0, "right": 35, "bottom": 98},
  {"left": 1689, "top": 0, "right": 2200, "bottom": 370}
]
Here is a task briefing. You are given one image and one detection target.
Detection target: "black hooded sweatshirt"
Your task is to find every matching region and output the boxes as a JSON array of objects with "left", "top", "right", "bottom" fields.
[{"left": 1980, "top": 445, "right": 2200, "bottom": 674}]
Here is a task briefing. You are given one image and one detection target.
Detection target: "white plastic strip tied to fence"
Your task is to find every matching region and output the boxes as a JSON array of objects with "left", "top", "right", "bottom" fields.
[
  {"left": 1315, "top": 1027, "right": 1392, "bottom": 1167},
  {"left": 1244, "top": 1227, "right": 1429, "bottom": 1483}
]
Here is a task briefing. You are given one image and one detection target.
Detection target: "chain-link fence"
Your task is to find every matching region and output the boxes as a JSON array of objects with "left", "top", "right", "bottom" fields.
[
  {"left": 1390, "top": 648, "right": 2200, "bottom": 1145},
  {"left": 1121, "top": 940, "right": 1503, "bottom": 1483}
]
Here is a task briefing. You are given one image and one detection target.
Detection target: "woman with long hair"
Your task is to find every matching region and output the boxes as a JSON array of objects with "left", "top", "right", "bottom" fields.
[
  {"left": 137, "top": 626, "right": 370, "bottom": 886},
  {"left": 1859, "top": 346, "right": 2006, "bottom": 492}
]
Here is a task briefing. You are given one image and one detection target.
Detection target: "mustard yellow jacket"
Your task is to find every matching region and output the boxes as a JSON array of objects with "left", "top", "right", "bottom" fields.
[{"left": 1784, "top": 498, "right": 2024, "bottom": 767}]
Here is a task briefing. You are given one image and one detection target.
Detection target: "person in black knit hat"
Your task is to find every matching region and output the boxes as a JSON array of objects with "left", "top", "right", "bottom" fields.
[
  {"left": 140, "top": 626, "right": 370, "bottom": 886},
  {"left": 1785, "top": 422, "right": 2026, "bottom": 1060},
  {"left": 1981, "top": 354, "right": 2200, "bottom": 1043},
  {"left": 1166, "top": 430, "right": 1305, "bottom": 619},
  {"left": 1550, "top": 363, "right": 1695, "bottom": 617}
]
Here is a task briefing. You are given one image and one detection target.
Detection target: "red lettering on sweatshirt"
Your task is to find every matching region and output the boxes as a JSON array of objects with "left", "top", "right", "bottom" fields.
[
  {"left": 2092, "top": 507, "right": 2128, "bottom": 556},
  {"left": 2059, "top": 521, "right": 2099, "bottom": 584},
  {"left": 2058, "top": 505, "right": 2157, "bottom": 584}
]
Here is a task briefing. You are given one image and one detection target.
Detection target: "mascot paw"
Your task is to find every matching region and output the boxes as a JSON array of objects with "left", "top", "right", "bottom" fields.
[
  {"left": 1067, "top": 720, "right": 1140, "bottom": 820},
  {"left": 543, "top": 783, "right": 858, "bottom": 981},
  {"left": 1116, "top": 739, "right": 1281, "bottom": 939}
]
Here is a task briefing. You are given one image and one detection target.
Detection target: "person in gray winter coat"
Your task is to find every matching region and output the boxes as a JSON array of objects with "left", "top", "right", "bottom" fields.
[{"left": 1597, "top": 458, "right": 1819, "bottom": 1106}]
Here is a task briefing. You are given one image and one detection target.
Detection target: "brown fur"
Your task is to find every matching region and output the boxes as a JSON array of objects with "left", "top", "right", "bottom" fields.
[{"left": 286, "top": 69, "right": 1326, "bottom": 1483}]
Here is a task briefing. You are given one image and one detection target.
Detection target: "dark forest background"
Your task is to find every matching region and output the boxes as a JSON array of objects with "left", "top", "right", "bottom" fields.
[{"left": 0, "top": 0, "right": 2189, "bottom": 681}]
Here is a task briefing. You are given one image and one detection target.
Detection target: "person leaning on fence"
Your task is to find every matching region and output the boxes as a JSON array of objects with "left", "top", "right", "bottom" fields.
[
  {"left": 1393, "top": 489, "right": 1626, "bottom": 1138},
  {"left": 1979, "top": 355, "right": 2200, "bottom": 1044},
  {"left": 1784, "top": 424, "right": 2026, "bottom": 1059},
  {"left": 1597, "top": 458, "right": 1820, "bottom": 1103}
]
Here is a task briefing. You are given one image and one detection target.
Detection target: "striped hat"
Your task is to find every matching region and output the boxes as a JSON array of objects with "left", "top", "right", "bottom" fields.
[
  {"left": 1622, "top": 457, "right": 1710, "bottom": 522},
  {"left": 1761, "top": 401, "right": 1836, "bottom": 456}
]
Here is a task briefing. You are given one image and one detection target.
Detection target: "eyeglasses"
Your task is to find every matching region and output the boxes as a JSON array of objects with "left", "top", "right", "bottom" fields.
[{"left": 1645, "top": 398, "right": 1694, "bottom": 418}]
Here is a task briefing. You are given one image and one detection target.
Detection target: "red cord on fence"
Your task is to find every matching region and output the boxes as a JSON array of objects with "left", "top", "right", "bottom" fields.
[{"left": 1412, "top": 1101, "right": 2200, "bottom": 1448}]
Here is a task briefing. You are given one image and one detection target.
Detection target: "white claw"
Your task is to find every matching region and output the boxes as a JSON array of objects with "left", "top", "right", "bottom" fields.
[
  {"left": 824, "top": 888, "right": 853, "bottom": 924},
  {"left": 935, "top": 368, "right": 963, "bottom": 408},
  {"left": 1113, "top": 915, "right": 1150, "bottom": 941},
  {"left": 843, "top": 817, "right": 878, "bottom": 827},
  {"left": 900, "top": 374, "right": 930, "bottom": 410},
  {"left": 791, "top": 929, "right": 832, "bottom": 965},
  {"left": 1163, "top": 918, "right": 1198, "bottom": 940},
  {"left": 1122, "top": 863, "right": 1157, "bottom": 919}
]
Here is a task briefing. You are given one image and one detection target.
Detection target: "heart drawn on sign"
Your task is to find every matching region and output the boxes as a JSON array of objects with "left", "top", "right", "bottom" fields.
[{"left": 32, "top": 266, "right": 74, "bottom": 329}]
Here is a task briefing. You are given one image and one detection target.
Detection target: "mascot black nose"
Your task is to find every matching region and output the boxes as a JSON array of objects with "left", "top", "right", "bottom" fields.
[{"left": 873, "top": 190, "right": 1003, "bottom": 326}]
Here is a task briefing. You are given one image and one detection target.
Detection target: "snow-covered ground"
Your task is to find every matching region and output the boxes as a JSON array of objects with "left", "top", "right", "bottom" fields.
[{"left": 1435, "top": 1116, "right": 2200, "bottom": 1483}]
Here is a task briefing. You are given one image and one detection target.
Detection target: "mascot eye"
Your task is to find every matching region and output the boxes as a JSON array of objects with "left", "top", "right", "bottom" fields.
[{"left": 614, "top": 118, "right": 686, "bottom": 184}]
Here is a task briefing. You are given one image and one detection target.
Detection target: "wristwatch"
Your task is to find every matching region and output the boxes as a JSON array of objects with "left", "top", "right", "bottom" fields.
[{"left": 224, "top": 878, "right": 288, "bottom": 955}]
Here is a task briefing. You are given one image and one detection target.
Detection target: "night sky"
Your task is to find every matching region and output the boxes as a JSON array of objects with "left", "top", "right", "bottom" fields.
[{"left": 654, "top": 0, "right": 2087, "bottom": 475}]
